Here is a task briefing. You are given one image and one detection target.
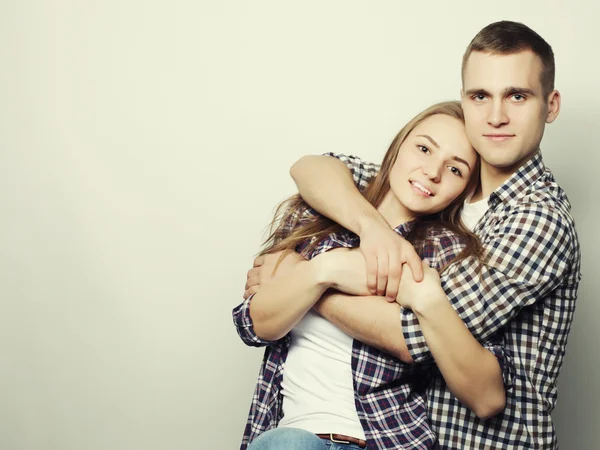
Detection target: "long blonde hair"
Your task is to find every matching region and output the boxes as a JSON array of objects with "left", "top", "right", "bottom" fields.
[{"left": 260, "top": 101, "right": 483, "bottom": 271}]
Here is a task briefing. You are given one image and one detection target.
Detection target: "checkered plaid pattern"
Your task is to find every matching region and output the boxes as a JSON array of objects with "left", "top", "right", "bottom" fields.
[
  {"left": 233, "top": 202, "right": 512, "bottom": 449},
  {"left": 333, "top": 152, "right": 581, "bottom": 449}
]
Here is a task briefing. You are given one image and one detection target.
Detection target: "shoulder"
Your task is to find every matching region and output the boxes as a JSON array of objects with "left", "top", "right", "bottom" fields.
[
  {"left": 504, "top": 173, "right": 578, "bottom": 242},
  {"left": 323, "top": 152, "right": 380, "bottom": 190},
  {"left": 413, "top": 225, "right": 467, "bottom": 271},
  {"left": 323, "top": 152, "right": 380, "bottom": 170},
  {"left": 489, "top": 175, "right": 580, "bottom": 268},
  {"left": 425, "top": 225, "right": 464, "bottom": 247}
]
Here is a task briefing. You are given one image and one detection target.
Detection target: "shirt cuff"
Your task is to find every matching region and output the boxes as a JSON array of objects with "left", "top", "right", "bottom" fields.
[
  {"left": 482, "top": 338, "right": 515, "bottom": 390},
  {"left": 232, "top": 294, "right": 276, "bottom": 347},
  {"left": 400, "top": 307, "right": 432, "bottom": 363}
]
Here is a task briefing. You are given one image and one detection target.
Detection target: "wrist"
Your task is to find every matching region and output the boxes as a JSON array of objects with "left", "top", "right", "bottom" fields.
[
  {"left": 356, "top": 208, "right": 389, "bottom": 236},
  {"left": 411, "top": 288, "right": 448, "bottom": 319},
  {"left": 309, "top": 253, "right": 336, "bottom": 289}
]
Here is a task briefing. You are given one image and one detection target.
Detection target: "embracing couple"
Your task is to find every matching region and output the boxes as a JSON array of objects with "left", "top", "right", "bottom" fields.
[{"left": 233, "top": 20, "right": 581, "bottom": 450}]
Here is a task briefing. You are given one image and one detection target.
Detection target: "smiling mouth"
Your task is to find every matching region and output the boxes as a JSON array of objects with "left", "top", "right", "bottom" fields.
[{"left": 410, "top": 181, "right": 433, "bottom": 197}]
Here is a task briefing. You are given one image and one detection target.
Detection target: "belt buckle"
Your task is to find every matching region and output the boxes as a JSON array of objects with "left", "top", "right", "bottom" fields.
[{"left": 329, "top": 434, "right": 350, "bottom": 444}]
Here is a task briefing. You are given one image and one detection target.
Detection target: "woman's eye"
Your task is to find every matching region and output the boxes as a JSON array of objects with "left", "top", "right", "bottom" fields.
[
  {"left": 418, "top": 145, "right": 430, "bottom": 154},
  {"left": 449, "top": 166, "right": 462, "bottom": 177}
]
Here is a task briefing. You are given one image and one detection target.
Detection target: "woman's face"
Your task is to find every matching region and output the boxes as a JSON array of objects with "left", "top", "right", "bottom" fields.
[{"left": 389, "top": 114, "right": 477, "bottom": 217}]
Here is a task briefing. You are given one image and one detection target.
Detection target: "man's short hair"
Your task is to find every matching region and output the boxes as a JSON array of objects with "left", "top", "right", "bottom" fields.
[{"left": 462, "top": 21, "right": 555, "bottom": 96}]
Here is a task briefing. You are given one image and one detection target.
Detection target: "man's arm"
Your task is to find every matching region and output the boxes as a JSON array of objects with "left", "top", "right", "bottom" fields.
[
  {"left": 290, "top": 154, "right": 423, "bottom": 299},
  {"left": 314, "top": 271, "right": 507, "bottom": 419},
  {"left": 242, "top": 247, "right": 510, "bottom": 418},
  {"left": 413, "top": 297, "right": 506, "bottom": 419},
  {"left": 290, "top": 154, "right": 382, "bottom": 237},
  {"left": 234, "top": 251, "right": 328, "bottom": 344},
  {"left": 239, "top": 247, "right": 374, "bottom": 343},
  {"left": 247, "top": 253, "right": 329, "bottom": 341},
  {"left": 313, "top": 292, "right": 413, "bottom": 363},
  {"left": 397, "top": 263, "right": 507, "bottom": 419},
  {"left": 403, "top": 203, "right": 578, "bottom": 364}
]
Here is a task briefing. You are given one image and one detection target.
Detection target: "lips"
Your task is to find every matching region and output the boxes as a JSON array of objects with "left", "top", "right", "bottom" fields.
[
  {"left": 484, "top": 134, "right": 515, "bottom": 142},
  {"left": 410, "top": 181, "right": 434, "bottom": 197}
]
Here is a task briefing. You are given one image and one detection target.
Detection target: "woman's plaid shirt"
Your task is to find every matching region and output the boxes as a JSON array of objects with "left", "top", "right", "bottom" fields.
[
  {"left": 330, "top": 152, "right": 581, "bottom": 449},
  {"left": 233, "top": 197, "right": 512, "bottom": 449}
]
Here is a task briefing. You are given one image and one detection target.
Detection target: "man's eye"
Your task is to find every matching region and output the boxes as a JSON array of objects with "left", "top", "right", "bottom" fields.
[
  {"left": 473, "top": 95, "right": 486, "bottom": 101},
  {"left": 512, "top": 94, "right": 525, "bottom": 101}
]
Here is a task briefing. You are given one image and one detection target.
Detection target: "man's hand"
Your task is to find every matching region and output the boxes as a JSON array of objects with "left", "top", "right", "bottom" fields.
[
  {"left": 358, "top": 220, "right": 424, "bottom": 301},
  {"left": 243, "top": 251, "right": 305, "bottom": 299},
  {"left": 395, "top": 260, "right": 445, "bottom": 311}
]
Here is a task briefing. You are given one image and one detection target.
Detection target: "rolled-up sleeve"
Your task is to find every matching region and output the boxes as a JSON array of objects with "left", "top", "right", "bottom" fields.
[
  {"left": 323, "top": 152, "right": 380, "bottom": 192},
  {"left": 401, "top": 230, "right": 466, "bottom": 363},
  {"left": 482, "top": 334, "right": 515, "bottom": 390},
  {"left": 232, "top": 295, "right": 275, "bottom": 347}
]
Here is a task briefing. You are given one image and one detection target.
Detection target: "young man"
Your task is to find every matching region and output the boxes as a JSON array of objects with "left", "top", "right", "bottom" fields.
[{"left": 277, "top": 21, "right": 581, "bottom": 449}]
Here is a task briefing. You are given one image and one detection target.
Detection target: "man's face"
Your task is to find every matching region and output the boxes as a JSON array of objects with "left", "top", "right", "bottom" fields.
[{"left": 461, "top": 50, "right": 559, "bottom": 176}]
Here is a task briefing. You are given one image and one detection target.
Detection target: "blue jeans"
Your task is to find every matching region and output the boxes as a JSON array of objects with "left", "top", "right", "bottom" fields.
[{"left": 247, "top": 428, "right": 365, "bottom": 450}]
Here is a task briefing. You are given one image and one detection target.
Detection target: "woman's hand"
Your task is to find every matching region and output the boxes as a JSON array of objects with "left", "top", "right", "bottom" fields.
[
  {"left": 243, "top": 251, "right": 306, "bottom": 299},
  {"left": 395, "top": 261, "right": 446, "bottom": 311}
]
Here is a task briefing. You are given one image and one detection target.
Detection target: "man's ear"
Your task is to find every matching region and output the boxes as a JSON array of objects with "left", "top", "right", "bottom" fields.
[{"left": 546, "top": 90, "right": 561, "bottom": 124}]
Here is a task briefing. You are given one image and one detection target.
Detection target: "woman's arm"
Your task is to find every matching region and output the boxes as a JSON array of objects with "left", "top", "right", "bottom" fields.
[{"left": 246, "top": 251, "right": 331, "bottom": 341}]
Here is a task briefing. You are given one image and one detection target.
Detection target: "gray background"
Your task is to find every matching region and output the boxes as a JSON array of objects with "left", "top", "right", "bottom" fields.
[{"left": 1, "top": 1, "right": 597, "bottom": 449}]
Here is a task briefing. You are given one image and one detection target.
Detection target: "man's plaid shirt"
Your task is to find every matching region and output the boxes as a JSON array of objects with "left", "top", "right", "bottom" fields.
[
  {"left": 332, "top": 152, "right": 581, "bottom": 449},
  {"left": 233, "top": 185, "right": 513, "bottom": 449}
]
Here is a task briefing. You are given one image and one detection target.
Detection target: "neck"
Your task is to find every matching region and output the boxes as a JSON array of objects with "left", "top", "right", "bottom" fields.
[
  {"left": 472, "top": 151, "right": 536, "bottom": 202},
  {"left": 377, "top": 191, "right": 415, "bottom": 228},
  {"left": 471, "top": 163, "right": 508, "bottom": 201}
]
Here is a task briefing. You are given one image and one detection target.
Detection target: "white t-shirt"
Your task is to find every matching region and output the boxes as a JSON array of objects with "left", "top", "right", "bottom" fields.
[
  {"left": 278, "top": 310, "right": 366, "bottom": 439},
  {"left": 461, "top": 195, "right": 490, "bottom": 231}
]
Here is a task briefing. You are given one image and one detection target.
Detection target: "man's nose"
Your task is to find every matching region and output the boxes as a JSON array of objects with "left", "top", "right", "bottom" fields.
[{"left": 487, "top": 100, "right": 509, "bottom": 127}]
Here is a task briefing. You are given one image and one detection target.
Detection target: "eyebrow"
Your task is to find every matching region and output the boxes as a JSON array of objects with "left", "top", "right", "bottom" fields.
[
  {"left": 417, "top": 134, "right": 471, "bottom": 170},
  {"left": 417, "top": 134, "right": 439, "bottom": 148},
  {"left": 464, "top": 86, "right": 537, "bottom": 97},
  {"left": 452, "top": 156, "right": 471, "bottom": 171}
]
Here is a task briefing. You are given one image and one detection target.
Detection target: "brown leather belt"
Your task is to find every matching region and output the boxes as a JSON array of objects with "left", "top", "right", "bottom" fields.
[{"left": 316, "top": 433, "right": 367, "bottom": 448}]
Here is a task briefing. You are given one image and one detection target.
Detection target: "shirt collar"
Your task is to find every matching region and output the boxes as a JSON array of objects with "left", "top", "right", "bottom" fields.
[
  {"left": 336, "top": 219, "right": 416, "bottom": 249},
  {"left": 488, "top": 150, "right": 546, "bottom": 207},
  {"left": 392, "top": 219, "right": 417, "bottom": 236}
]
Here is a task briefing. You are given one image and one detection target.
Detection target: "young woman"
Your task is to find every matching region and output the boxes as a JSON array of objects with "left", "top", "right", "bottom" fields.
[{"left": 233, "top": 101, "right": 508, "bottom": 450}]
